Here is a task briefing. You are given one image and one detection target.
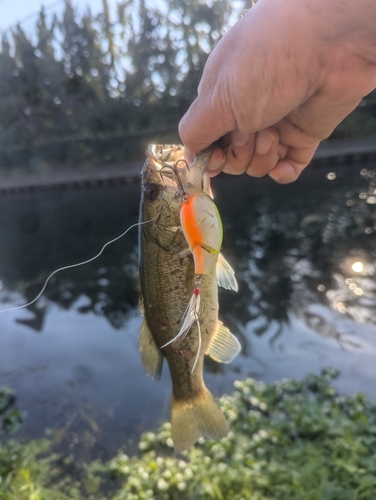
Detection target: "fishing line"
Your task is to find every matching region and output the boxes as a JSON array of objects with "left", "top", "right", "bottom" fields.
[
  {"left": 191, "top": 314, "right": 202, "bottom": 375},
  {"left": 0, "top": 210, "right": 162, "bottom": 314}
]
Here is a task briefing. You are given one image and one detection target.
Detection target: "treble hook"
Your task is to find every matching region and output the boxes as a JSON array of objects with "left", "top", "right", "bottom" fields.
[
  {"left": 159, "top": 163, "right": 189, "bottom": 201},
  {"left": 175, "top": 158, "right": 190, "bottom": 172}
]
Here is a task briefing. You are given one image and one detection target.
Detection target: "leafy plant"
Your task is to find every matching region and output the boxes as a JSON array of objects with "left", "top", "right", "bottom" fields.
[
  {"left": 1, "top": 370, "right": 376, "bottom": 499},
  {"left": 0, "top": 387, "right": 24, "bottom": 434}
]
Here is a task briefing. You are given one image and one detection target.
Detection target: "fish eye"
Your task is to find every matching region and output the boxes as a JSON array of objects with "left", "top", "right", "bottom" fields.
[{"left": 144, "top": 182, "right": 161, "bottom": 201}]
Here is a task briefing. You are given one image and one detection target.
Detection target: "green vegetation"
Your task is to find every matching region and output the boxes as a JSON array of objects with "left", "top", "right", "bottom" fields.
[
  {"left": 0, "top": 0, "right": 375, "bottom": 172},
  {"left": 0, "top": 0, "right": 235, "bottom": 171},
  {"left": 1, "top": 369, "right": 376, "bottom": 499},
  {"left": 0, "top": 387, "right": 24, "bottom": 434}
]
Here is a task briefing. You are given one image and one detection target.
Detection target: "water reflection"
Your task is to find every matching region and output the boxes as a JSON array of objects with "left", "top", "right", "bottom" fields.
[
  {"left": 0, "top": 184, "right": 140, "bottom": 331},
  {"left": 212, "top": 162, "right": 376, "bottom": 343},
  {"left": 1, "top": 162, "right": 376, "bottom": 457},
  {"left": 3, "top": 164, "right": 376, "bottom": 338}
]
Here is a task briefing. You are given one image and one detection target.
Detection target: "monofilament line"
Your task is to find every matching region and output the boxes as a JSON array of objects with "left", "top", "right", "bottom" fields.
[
  {"left": 0, "top": 213, "right": 161, "bottom": 314},
  {"left": 191, "top": 313, "right": 201, "bottom": 374}
]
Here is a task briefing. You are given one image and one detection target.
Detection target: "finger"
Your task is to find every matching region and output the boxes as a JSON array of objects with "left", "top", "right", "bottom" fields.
[
  {"left": 179, "top": 97, "right": 236, "bottom": 155},
  {"left": 245, "top": 129, "right": 279, "bottom": 177},
  {"left": 231, "top": 130, "right": 251, "bottom": 147},
  {"left": 206, "top": 145, "right": 226, "bottom": 177},
  {"left": 268, "top": 143, "right": 319, "bottom": 183},
  {"left": 261, "top": 118, "right": 319, "bottom": 183},
  {"left": 222, "top": 134, "right": 256, "bottom": 175},
  {"left": 184, "top": 147, "right": 195, "bottom": 164}
]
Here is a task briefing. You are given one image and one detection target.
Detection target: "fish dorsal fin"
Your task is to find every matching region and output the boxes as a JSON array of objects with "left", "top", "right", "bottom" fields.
[
  {"left": 138, "top": 318, "right": 164, "bottom": 380},
  {"left": 216, "top": 253, "right": 238, "bottom": 292},
  {"left": 206, "top": 320, "right": 241, "bottom": 363}
]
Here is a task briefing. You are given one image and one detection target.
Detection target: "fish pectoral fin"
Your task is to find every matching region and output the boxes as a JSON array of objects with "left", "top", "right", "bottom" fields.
[
  {"left": 216, "top": 253, "right": 238, "bottom": 292},
  {"left": 138, "top": 318, "right": 163, "bottom": 380},
  {"left": 206, "top": 320, "right": 241, "bottom": 364},
  {"left": 165, "top": 225, "right": 180, "bottom": 233},
  {"left": 177, "top": 247, "right": 191, "bottom": 259},
  {"left": 171, "top": 385, "right": 228, "bottom": 453}
]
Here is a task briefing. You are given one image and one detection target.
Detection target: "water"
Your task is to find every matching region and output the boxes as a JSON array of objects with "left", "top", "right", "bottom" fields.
[{"left": 1, "top": 161, "right": 376, "bottom": 460}]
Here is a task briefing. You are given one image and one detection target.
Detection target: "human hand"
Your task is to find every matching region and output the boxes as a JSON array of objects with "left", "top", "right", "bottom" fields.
[{"left": 179, "top": 0, "right": 376, "bottom": 183}]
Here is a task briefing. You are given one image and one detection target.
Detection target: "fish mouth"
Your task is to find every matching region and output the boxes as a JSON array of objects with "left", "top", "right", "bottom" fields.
[
  {"left": 145, "top": 144, "right": 212, "bottom": 193},
  {"left": 148, "top": 144, "right": 186, "bottom": 169},
  {"left": 146, "top": 144, "right": 190, "bottom": 189}
]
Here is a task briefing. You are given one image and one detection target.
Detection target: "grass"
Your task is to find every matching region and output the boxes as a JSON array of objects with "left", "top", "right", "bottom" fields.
[{"left": 1, "top": 369, "right": 376, "bottom": 499}]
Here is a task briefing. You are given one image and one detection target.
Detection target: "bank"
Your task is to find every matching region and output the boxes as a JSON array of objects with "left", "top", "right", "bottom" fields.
[{"left": 0, "top": 136, "right": 375, "bottom": 195}]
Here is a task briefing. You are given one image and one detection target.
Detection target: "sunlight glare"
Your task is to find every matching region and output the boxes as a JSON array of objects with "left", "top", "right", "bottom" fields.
[{"left": 352, "top": 261, "right": 364, "bottom": 273}]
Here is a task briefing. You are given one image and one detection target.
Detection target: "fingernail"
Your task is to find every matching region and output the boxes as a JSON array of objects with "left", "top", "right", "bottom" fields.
[
  {"left": 207, "top": 159, "right": 225, "bottom": 172},
  {"left": 207, "top": 167, "right": 223, "bottom": 178},
  {"left": 207, "top": 146, "right": 226, "bottom": 172},
  {"left": 184, "top": 148, "right": 195, "bottom": 164},
  {"left": 255, "top": 130, "right": 274, "bottom": 156},
  {"left": 231, "top": 130, "right": 251, "bottom": 147},
  {"left": 269, "top": 163, "right": 296, "bottom": 184}
]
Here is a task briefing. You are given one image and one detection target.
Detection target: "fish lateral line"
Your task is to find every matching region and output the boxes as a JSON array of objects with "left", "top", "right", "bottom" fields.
[{"left": 0, "top": 210, "right": 163, "bottom": 314}]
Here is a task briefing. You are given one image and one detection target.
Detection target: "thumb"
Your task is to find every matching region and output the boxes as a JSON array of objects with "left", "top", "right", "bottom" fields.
[{"left": 179, "top": 95, "right": 235, "bottom": 157}]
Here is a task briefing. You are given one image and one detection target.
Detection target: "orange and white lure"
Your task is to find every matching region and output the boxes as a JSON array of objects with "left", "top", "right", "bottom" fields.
[
  {"left": 162, "top": 178, "right": 238, "bottom": 372},
  {"left": 181, "top": 186, "right": 223, "bottom": 277}
]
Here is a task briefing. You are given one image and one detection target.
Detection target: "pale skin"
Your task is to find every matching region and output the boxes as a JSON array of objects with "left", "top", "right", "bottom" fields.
[{"left": 179, "top": 0, "right": 376, "bottom": 183}]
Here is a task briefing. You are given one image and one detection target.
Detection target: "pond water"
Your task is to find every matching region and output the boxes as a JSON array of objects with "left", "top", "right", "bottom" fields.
[{"left": 1, "top": 160, "right": 376, "bottom": 460}]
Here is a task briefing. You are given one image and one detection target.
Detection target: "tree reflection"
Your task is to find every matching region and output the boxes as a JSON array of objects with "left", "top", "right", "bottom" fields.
[
  {"left": 1, "top": 251, "right": 139, "bottom": 332},
  {"left": 1, "top": 163, "right": 376, "bottom": 346},
  {"left": 214, "top": 161, "right": 376, "bottom": 345},
  {"left": 0, "top": 184, "right": 140, "bottom": 331}
]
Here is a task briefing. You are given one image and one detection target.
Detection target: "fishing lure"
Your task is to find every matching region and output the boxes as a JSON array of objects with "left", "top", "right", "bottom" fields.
[{"left": 162, "top": 179, "right": 238, "bottom": 373}]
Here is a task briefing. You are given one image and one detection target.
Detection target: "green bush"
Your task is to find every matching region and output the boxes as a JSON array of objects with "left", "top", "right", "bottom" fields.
[
  {"left": 0, "top": 387, "right": 24, "bottom": 434},
  {"left": 1, "top": 370, "right": 376, "bottom": 499}
]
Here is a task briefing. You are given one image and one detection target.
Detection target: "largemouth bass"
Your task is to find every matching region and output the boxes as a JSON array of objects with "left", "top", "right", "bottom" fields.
[{"left": 138, "top": 144, "right": 240, "bottom": 452}]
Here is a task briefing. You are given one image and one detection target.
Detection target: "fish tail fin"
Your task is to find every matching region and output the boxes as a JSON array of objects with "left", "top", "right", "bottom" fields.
[{"left": 171, "top": 385, "right": 228, "bottom": 453}]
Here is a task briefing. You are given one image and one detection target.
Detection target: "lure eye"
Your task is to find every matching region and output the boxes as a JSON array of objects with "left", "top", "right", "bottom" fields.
[{"left": 144, "top": 183, "right": 161, "bottom": 201}]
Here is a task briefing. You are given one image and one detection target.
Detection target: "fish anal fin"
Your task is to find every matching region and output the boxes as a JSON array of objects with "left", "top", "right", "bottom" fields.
[
  {"left": 216, "top": 253, "right": 238, "bottom": 292},
  {"left": 138, "top": 319, "right": 163, "bottom": 380},
  {"left": 206, "top": 320, "right": 241, "bottom": 364},
  {"left": 171, "top": 386, "right": 228, "bottom": 453}
]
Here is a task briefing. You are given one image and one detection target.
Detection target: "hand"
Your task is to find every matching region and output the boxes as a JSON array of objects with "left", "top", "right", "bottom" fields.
[{"left": 179, "top": 0, "right": 376, "bottom": 183}]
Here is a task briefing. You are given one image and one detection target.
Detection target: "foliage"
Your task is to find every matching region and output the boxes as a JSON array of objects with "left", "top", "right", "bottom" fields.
[
  {"left": 1, "top": 370, "right": 376, "bottom": 499},
  {"left": 0, "top": 387, "right": 24, "bottom": 434},
  {"left": 0, "top": 0, "right": 238, "bottom": 170}
]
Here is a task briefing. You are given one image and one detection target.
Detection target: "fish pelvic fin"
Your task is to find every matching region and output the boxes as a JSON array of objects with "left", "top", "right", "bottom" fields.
[
  {"left": 171, "top": 385, "right": 228, "bottom": 453},
  {"left": 138, "top": 318, "right": 163, "bottom": 380},
  {"left": 206, "top": 320, "right": 241, "bottom": 364},
  {"left": 138, "top": 276, "right": 145, "bottom": 316},
  {"left": 139, "top": 292, "right": 145, "bottom": 317},
  {"left": 216, "top": 253, "right": 238, "bottom": 292}
]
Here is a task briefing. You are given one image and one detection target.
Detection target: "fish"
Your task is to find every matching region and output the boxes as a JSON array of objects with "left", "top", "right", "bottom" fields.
[{"left": 138, "top": 144, "right": 240, "bottom": 452}]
